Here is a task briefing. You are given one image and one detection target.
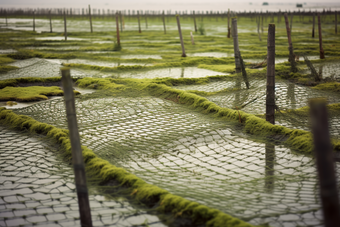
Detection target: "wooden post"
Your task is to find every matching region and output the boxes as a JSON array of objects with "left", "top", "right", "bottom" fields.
[
  {"left": 193, "top": 10, "right": 197, "bottom": 32},
  {"left": 49, "top": 10, "right": 53, "bottom": 33},
  {"left": 88, "top": 5, "right": 93, "bottom": 33},
  {"left": 227, "top": 9, "right": 231, "bottom": 38},
  {"left": 5, "top": 10, "right": 8, "bottom": 27},
  {"left": 162, "top": 11, "right": 166, "bottom": 34},
  {"left": 115, "top": 13, "right": 120, "bottom": 46},
  {"left": 63, "top": 10, "right": 67, "bottom": 41},
  {"left": 33, "top": 10, "right": 35, "bottom": 32},
  {"left": 137, "top": 10, "right": 141, "bottom": 33},
  {"left": 284, "top": 13, "right": 298, "bottom": 73},
  {"left": 309, "top": 98, "right": 340, "bottom": 227},
  {"left": 266, "top": 24, "right": 275, "bottom": 125},
  {"left": 61, "top": 68, "right": 93, "bottom": 227},
  {"left": 231, "top": 18, "right": 241, "bottom": 73},
  {"left": 312, "top": 13, "right": 315, "bottom": 38},
  {"left": 335, "top": 11, "right": 337, "bottom": 34},
  {"left": 190, "top": 32, "right": 195, "bottom": 45},
  {"left": 145, "top": 13, "right": 148, "bottom": 29},
  {"left": 318, "top": 13, "right": 325, "bottom": 59},
  {"left": 176, "top": 15, "right": 186, "bottom": 57}
]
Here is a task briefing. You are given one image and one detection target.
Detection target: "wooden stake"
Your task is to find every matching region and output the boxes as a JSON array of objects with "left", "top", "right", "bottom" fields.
[
  {"left": 309, "top": 98, "right": 340, "bottom": 227},
  {"left": 33, "top": 10, "right": 35, "bottom": 32},
  {"left": 49, "top": 10, "right": 53, "bottom": 33},
  {"left": 318, "top": 13, "right": 325, "bottom": 59},
  {"left": 115, "top": 13, "right": 120, "bottom": 46},
  {"left": 231, "top": 18, "right": 241, "bottom": 73},
  {"left": 5, "top": 10, "right": 8, "bottom": 27},
  {"left": 312, "top": 13, "right": 315, "bottom": 38},
  {"left": 193, "top": 10, "right": 197, "bottom": 32},
  {"left": 63, "top": 10, "right": 67, "bottom": 41},
  {"left": 266, "top": 24, "right": 275, "bottom": 125},
  {"left": 227, "top": 9, "right": 231, "bottom": 38},
  {"left": 335, "top": 11, "right": 337, "bottom": 34},
  {"left": 88, "top": 5, "right": 93, "bottom": 33},
  {"left": 162, "top": 11, "right": 166, "bottom": 34},
  {"left": 61, "top": 68, "right": 93, "bottom": 227},
  {"left": 145, "top": 13, "right": 148, "bottom": 29},
  {"left": 137, "top": 10, "right": 141, "bottom": 33},
  {"left": 284, "top": 13, "right": 298, "bottom": 73},
  {"left": 176, "top": 15, "right": 186, "bottom": 57}
]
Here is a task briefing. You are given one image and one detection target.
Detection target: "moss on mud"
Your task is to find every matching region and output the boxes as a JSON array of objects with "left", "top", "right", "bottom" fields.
[
  {"left": 0, "top": 86, "right": 80, "bottom": 101},
  {"left": 0, "top": 107, "right": 253, "bottom": 227}
]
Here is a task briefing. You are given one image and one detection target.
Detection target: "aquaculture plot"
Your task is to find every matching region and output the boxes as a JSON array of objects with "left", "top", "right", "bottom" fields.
[
  {"left": 0, "top": 126, "right": 165, "bottom": 227},
  {"left": 13, "top": 92, "right": 340, "bottom": 227}
]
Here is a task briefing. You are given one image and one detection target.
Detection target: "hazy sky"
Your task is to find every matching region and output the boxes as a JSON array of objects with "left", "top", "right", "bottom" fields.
[{"left": 2, "top": 0, "right": 339, "bottom": 11}]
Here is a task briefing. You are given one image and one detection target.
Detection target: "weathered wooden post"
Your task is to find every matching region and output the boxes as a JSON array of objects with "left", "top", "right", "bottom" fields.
[
  {"left": 116, "top": 13, "right": 120, "bottom": 46},
  {"left": 5, "top": 10, "right": 8, "bottom": 27},
  {"left": 137, "top": 10, "right": 141, "bottom": 33},
  {"left": 61, "top": 68, "right": 93, "bottom": 227},
  {"left": 33, "top": 10, "right": 35, "bottom": 32},
  {"left": 49, "top": 10, "right": 53, "bottom": 33},
  {"left": 63, "top": 10, "right": 67, "bottom": 41},
  {"left": 190, "top": 32, "right": 195, "bottom": 45},
  {"left": 309, "top": 98, "right": 340, "bottom": 227},
  {"left": 231, "top": 18, "right": 241, "bottom": 73},
  {"left": 312, "top": 13, "right": 315, "bottom": 38},
  {"left": 227, "top": 9, "right": 231, "bottom": 38},
  {"left": 193, "top": 10, "right": 197, "bottom": 32},
  {"left": 176, "top": 15, "right": 186, "bottom": 57},
  {"left": 88, "top": 5, "right": 93, "bottom": 33},
  {"left": 284, "top": 13, "right": 298, "bottom": 73},
  {"left": 266, "top": 24, "right": 275, "bottom": 125},
  {"left": 335, "top": 11, "right": 337, "bottom": 34},
  {"left": 318, "top": 13, "right": 325, "bottom": 59},
  {"left": 162, "top": 11, "right": 166, "bottom": 34}
]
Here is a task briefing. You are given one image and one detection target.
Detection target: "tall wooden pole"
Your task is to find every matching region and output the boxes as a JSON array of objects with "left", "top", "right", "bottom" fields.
[
  {"left": 284, "top": 13, "right": 298, "bottom": 73},
  {"left": 176, "top": 15, "right": 186, "bottom": 57},
  {"left": 266, "top": 24, "right": 275, "bottom": 125},
  {"left": 312, "top": 13, "right": 315, "bottom": 38},
  {"left": 318, "top": 13, "right": 325, "bottom": 59},
  {"left": 61, "top": 68, "right": 93, "bottom": 227},
  {"left": 231, "top": 18, "right": 241, "bottom": 73},
  {"left": 335, "top": 11, "right": 337, "bottom": 34},
  {"left": 5, "top": 10, "right": 8, "bottom": 27},
  {"left": 115, "top": 13, "right": 120, "bottom": 46},
  {"left": 309, "top": 98, "right": 340, "bottom": 227},
  {"left": 137, "top": 10, "right": 141, "bottom": 33},
  {"left": 193, "top": 10, "right": 197, "bottom": 32},
  {"left": 227, "top": 9, "right": 231, "bottom": 38},
  {"left": 63, "top": 10, "right": 67, "bottom": 41},
  {"left": 162, "top": 11, "right": 166, "bottom": 34},
  {"left": 49, "top": 10, "right": 53, "bottom": 33},
  {"left": 33, "top": 10, "right": 35, "bottom": 32},
  {"left": 88, "top": 5, "right": 93, "bottom": 33}
]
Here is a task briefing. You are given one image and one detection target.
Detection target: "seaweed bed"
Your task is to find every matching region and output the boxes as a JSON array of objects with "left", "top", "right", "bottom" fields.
[{"left": 1, "top": 13, "right": 340, "bottom": 227}]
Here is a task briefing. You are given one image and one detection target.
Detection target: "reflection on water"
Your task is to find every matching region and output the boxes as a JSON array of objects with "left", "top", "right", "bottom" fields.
[
  {"left": 318, "top": 65, "right": 323, "bottom": 80},
  {"left": 287, "top": 83, "right": 296, "bottom": 109},
  {"left": 180, "top": 67, "right": 185, "bottom": 78},
  {"left": 265, "top": 143, "right": 275, "bottom": 193}
]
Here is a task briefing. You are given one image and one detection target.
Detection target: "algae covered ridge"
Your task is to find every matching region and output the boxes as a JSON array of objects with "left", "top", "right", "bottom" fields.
[{"left": 0, "top": 12, "right": 340, "bottom": 227}]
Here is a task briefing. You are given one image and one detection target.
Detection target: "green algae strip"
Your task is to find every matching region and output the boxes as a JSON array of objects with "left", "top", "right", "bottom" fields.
[
  {"left": 75, "top": 77, "right": 340, "bottom": 155},
  {"left": 0, "top": 86, "right": 80, "bottom": 102},
  {"left": 0, "top": 107, "right": 254, "bottom": 227},
  {"left": 312, "top": 82, "right": 340, "bottom": 92}
]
